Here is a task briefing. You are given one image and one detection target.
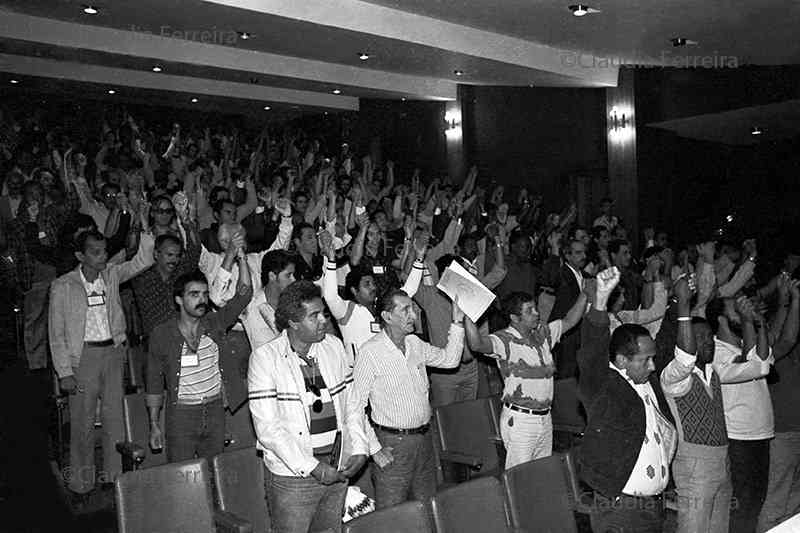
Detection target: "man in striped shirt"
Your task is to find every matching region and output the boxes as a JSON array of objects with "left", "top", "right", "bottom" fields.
[{"left": 352, "top": 289, "right": 467, "bottom": 509}]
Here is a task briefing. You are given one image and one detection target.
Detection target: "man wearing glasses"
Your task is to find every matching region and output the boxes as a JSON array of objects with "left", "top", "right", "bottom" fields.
[{"left": 248, "top": 280, "right": 374, "bottom": 533}]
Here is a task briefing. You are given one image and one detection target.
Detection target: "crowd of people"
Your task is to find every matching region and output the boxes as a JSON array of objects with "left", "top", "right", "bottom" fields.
[{"left": 1, "top": 103, "right": 799, "bottom": 533}]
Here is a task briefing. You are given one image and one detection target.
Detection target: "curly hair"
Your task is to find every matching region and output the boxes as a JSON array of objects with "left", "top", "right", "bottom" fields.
[{"left": 275, "top": 280, "right": 322, "bottom": 331}]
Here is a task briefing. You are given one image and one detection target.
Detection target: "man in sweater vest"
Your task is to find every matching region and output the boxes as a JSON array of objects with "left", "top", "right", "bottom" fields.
[
  {"left": 577, "top": 267, "right": 679, "bottom": 532},
  {"left": 661, "top": 282, "right": 732, "bottom": 533}
]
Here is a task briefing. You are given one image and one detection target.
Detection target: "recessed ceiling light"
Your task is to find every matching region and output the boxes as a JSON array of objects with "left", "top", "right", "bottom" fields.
[
  {"left": 107, "top": 89, "right": 115, "bottom": 95},
  {"left": 751, "top": 126, "right": 762, "bottom": 136},
  {"left": 332, "top": 89, "right": 341, "bottom": 94},
  {"left": 82, "top": 5, "right": 99, "bottom": 15},
  {"left": 152, "top": 65, "right": 162, "bottom": 72},
  {"left": 238, "top": 31, "right": 252, "bottom": 40},
  {"left": 671, "top": 37, "right": 698, "bottom": 47},
  {"left": 454, "top": 70, "right": 464, "bottom": 76},
  {"left": 359, "top": 53, "right": 370, "bottom": 61},
  {"left": 263, "top": 106, "right": 271, "bottom": 110},
  {"left": 191, "top": 97, "right": 198, "bottom": 103},
  {"left": 324, "top": 111, "right": 329, "bottom": 115},
  {"left": 10, "top": 79, "right": 19, "bottom": 84},
  {"left": 568, "top": 4, "right": 601, "bottom": 16},
  {"left": 401, "top": 97, "right": 407, "bottom": 101}
]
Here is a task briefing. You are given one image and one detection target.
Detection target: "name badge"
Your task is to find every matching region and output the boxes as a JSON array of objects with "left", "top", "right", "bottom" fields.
[
  {"left": 87, "top": 294, "right": 105, "bottom": 307},
  {"left": 255, "top": 206, "right": 265, "bottom": 214},
  {"left": 372, "top": 265, "right": 385, "bottom": 275},
  {"left": 370, "top": 322, "right": 381, "bottom": 333},
  {"left": 181, "top": 353, "right": 199, "bottom": 367},
  {"left": 38, "top": 231, "right": 47, "bottom": 240}
]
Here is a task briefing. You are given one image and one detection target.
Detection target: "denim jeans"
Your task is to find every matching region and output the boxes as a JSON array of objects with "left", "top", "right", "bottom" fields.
[
  {"left": 758, "top": 432, "right": 800, "bottom": 532},
  {"left": 729, "top": 439, "right": 770, "bottom": 533},
  {"left": 672, "top": 450, "right": 732, "bottom": 533},
  {"left": 371, "top": 427, "right": 436, "bottom": 510},
  {"left": 165, "top": 398, "right": 225, "bottom": 463},
  {"left": 265, "top": 467, "right": 347, "bottom": 533},
  {"left": 590, "top": 493, "right": 665, "bottom": 533}
]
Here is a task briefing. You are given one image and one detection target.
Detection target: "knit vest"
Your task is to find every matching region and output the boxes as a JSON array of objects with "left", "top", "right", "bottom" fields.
[{"left": 674, "top": 371, "right": 728, "bottom": 447}]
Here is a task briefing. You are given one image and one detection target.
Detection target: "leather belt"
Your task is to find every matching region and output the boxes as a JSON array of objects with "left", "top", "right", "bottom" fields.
[
  {"left": 85, "top": 339, "right": 114, "bottom": 347},
  {"left": 371, "top": 420, "right": 430, "bottom": 435},
  {"left": 504, "top": 402, "right": 550, "bottom": 416}
]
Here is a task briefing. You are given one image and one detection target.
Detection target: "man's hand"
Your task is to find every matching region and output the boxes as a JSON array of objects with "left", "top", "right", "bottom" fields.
[
  {"left": 643, "top": 227, "right": 655, "bottom": 243},
  {"left": 743, "top": 238, "right": 758, "bottom": 260},
  {"left": 594, "top": 267, "right": 621, "bottom": 311},
  {"left": 149, "top": 425, "right": 164, "bottom": 451},
  {"left": 27, "top": 202, "right": 40, "bottom": 223},
  {"left": 414, "top": 231, "right": 430, "bottom": 261},
  {"left": 674, "top": 274, "right": 694, "bottom": 306},
  {"left": 791, "top": 279, "right": 800, "bottom": 302},
  {"left": 373, "top": 446, "right": 394, "bottom": 469},
  {"left": 451, "top": 295, "right": 465, "bottom": 322},
  {"left": 59, "top": 376, "right": 79, "bottom": 395},
  {"left": 547, "top": 231, "right": 562, "bottom": 254},
  {"left": 339, "top": 454, "right": 367, "bottom": 478},
  {"left": 311, "top": 462, "right": 345, "bottom": 485},
  {"left": 356, "top": 212, "right": 369, "bottom": 228},
  {"left": 696, "top": 241, "right": 715, "bottom": 264},
  {"left": 777, "top": 273, "right": 792, "bottom": 305},
  {"left": 735, "top": 296, "right": 758, "bottom": 323},
  {"left": 319, "top": 230, "right": 333, "bottom": 256},
  {"left": 275, "top": 197, "right": 291, "bottom": 218}
]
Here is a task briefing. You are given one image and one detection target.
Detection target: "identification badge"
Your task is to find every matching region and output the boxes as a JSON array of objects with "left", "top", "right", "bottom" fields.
[
  {"left": 255, "top": 205, "right": 265, "bottom": 214},
  {"left": 372, "top": 265, "right": 385, "bottom": 275},
  {"left": 38, "top": 231, "right": 47, "bottom": 240},
  {"left": 87, "top": 294, "right": 105, "bottom": 307},
  {"left": 180, "top": 353, "right": 199, "bottom": 367},
  {"left": 370, "top": 322, "right": 381, "bottom": 333}
]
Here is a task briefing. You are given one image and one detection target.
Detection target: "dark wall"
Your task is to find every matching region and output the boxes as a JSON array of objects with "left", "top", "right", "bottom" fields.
[
  {"left": 461, "top": 85, "right": 607, "bottom": 211},
  {"left": 635, "top": 66, "right": 800, "bottom": 251}
]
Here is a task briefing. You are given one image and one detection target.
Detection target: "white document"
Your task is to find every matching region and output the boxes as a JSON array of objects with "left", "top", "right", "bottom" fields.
[{"left": 436, "top": 260, "right": 496, "bottom": 322}]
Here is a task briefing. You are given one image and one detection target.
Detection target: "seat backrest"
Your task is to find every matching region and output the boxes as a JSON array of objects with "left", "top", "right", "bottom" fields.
[
  {"left": 502, "top": 454, "right": 578, "bottom": 533},
  {"left": 344, "top": 500, "right": 432, "bottom": 533},
  {"left": 115, "top": 457, "right": 215, "bottom": 533},
  {"left": 487, "top": 394, "right": 503, "bottom": 434},
  {"left": 225, "top": 401, "right": 256, "bottom": 451},
  {"left": 562, "top": 448, "right": 583, "bottom": 509},
  {"left": 123, "top": 392, "right": 166, "bottom": 469},
  {"left": 434, "top": 397, "right": 501, "bottom": 475},
  {"left": 551, "top": 377, "right": 586, "bottom": 434},
  {"left": 212, "top": 447, "right": 269, "bottom": 533},
  {"left": 430, "top": 477, "right": 510, "bottom": 533}
]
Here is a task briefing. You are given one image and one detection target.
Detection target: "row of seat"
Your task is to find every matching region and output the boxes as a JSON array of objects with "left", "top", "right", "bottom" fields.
[{"left": 114, "top": 445, "right": 580, "bottom": 533}]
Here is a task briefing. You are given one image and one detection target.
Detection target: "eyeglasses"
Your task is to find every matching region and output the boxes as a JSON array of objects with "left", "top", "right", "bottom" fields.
[{"left": 307, "top": 382, "right": 323, "bottom": 413}]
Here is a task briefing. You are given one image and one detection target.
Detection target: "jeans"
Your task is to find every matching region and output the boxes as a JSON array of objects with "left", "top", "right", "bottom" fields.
[
  {"left": 758, "top": 432, "right": 800, "bottom": 532},
  {"left": 266, "top": 468, "right": 347, "bottom": 533},
  {"left": 729, "top": 438, "right": 770, "bottom": 533},
  {"left": 591, "top": 493, "right": 665, "bottom": 533},
  {"left": 165, "top": 398, "right": 225, "bottom": 463},
  {"left": 371, "top": 427, "right": 436, "bottom": 510},
  {"left": 500, "top": 406, "right": 553, "bottom": 469},
  {"left": 68, "top": 344, "right": 125, "bottom": 494},
  {"left": 672, "top": 450, "right": 732, "bottom": 533}
]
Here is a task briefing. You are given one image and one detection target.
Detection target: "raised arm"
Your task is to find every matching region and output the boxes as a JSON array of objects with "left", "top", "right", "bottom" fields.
[
  {"left": 660, "top": 276, "right": 697, "bottom": 397},
  {"left": 423, "top": 300, "right": 466, "bottom": 368},
  {"left": 774, "top": 280, "right": 800, "bottom": 361},
  {"left": 577, "top": 267, "right": 619, "bottom": 405},
  {"left": 322, "top": 240, "right": 351, "bottom": 320}
]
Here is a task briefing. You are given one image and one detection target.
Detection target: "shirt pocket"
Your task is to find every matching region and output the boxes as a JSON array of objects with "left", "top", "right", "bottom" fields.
[{"left": 410, "top": 361, "right": 429, "bottom": 395}]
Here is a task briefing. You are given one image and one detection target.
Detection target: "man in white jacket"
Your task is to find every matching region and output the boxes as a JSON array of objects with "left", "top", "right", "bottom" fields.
[{"left": 248, "top": 280, "right": 377, "bottom": 533}]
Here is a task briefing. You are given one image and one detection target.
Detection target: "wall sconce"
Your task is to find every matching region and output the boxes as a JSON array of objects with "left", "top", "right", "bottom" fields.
[
  {"left": 608, "top": 105, "right": 633, "bottom": 143},
  {"left": 445, "top": 109, "right": 462, "bottom": 140},
  {"left": 609, "top": 106, "right": 628, "bottom": 130}
]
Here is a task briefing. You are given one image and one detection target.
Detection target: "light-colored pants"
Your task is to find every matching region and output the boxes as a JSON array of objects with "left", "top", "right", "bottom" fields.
[
  {"left": 672, "top": 449, "right": 732, "bottom": 533},
  {"left": 758, "top": 432, "right": 800, "bottom": 532},
  {"left": 67, "top": 344, "right": 125, "bottom": 494},
  {"left": 499, "top": 406, "right": 552, "bottom": 469}
]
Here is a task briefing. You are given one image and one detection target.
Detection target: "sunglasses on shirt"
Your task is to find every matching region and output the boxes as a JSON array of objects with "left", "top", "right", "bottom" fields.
[{"left": 307, "top": 383, "right": 323, "bottom": 413}]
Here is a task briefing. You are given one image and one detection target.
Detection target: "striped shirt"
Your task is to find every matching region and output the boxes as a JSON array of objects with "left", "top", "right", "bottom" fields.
[
  {"left": 177, "top": 335, "right": 222, "bottom": 405},
  {"left": 300, "top": 363, "right": 337, "bottom": 456},
  {"left": 352, "top": 325, "right": 464, "bottom": 429},
  {"left": 80, "top": 269, "right": 112, "bottom": 342}
]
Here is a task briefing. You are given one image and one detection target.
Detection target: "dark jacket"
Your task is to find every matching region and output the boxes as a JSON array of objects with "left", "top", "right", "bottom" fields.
[
  {"left": 576, "top": 309, "right": 674, "bottom": 498},
  {"left": 145, "top": 280, "right": 253, "bottom": 411},
  {"left": 542, "top": 255, "right": 583, "bottom": 378}
]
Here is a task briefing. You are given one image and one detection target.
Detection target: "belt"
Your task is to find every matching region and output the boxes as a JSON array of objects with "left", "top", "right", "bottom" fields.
[
  {"left": 504, "top": 402, "right": 550, "bottom": 416},
  {"left": 85, "top": 339, "right": 114, "bottom": 347},
  {"left": 176, "top": 393, "right": 222, "bottom": 407},
  {"left": 371, "top": 420, "right": 430, "bottom": 435}
]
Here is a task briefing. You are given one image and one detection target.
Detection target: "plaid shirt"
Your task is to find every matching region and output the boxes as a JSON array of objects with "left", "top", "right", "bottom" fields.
[
  {"left": 6, "top": 211, "right": 60, "bottom": 291},
  {"left": 132, "top": 238, "right": 201, "bottom": 336}
]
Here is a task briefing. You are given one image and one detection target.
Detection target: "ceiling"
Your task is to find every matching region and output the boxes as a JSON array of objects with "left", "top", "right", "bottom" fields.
[{"left": 0, "top": 0, "right": 797, "bottom": 116}]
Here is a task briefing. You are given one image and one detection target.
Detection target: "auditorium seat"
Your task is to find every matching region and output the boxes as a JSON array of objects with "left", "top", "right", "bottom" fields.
[
  {"left": 116, "top": 392, "right": 166, "bottom": 471},
  {"left": 502, "top": 454, "right": 578, "bottom": 533},
  {"left": 212, "top": 448, "right": 269, "bottom": 533},
  {"left": 115, "top": 457, "right": 251, "bottom": 533},
  {"left": 562, "top": 448, "right": 593, "bottom": 515},
  {"left": 430, "top": 476, "right": 511, "bottom": 533},
  {"left": 343, "top": 500, "right": 432, "bottom": 533},
  {"left": 433, "top": 397, "right": 505, "bottom": 480}
]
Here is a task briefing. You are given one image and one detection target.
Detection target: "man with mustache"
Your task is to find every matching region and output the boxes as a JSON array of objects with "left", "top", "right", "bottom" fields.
[{"left": 145, "top": 251, "right": 252, "bottom": 463}]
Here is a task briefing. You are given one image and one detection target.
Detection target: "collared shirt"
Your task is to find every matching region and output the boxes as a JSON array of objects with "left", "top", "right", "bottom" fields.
[
  {"left": 352, "top": 325, "right": 464, "bottom": 429},
  {"left": 80, "top": 268, "right": 112, "bottom": 341},
  {"left": 713, "top": 337, "right": 774, "bottom": 440},
  {"left": 241, "top": 290, "right": 279, "bottom": 351},
  {"left": 610, "top": 364, "right": 675, "bottom": 496},
  {"left": 177, "top": 335, "right": 222, "bottom": 404},
  {"left": 592, "top": 214, "right": 618, "bottom": 230},
  {"left": 565, "top": 262, "right": 585, "bottom": 292},
  {"left": 489, "top": 322, "right": 563, "bottom": 410}
]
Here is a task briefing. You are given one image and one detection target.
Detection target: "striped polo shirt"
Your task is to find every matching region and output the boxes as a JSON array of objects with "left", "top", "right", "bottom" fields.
[
  {"left": 177, "top": 335, "right": 222, "bottom": 405},
  {"left": 300, "top": 361, "right": 337, "bottom": 456}
]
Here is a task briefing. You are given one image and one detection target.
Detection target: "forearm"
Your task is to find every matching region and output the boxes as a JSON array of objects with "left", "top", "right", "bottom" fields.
[
  {"left": 464, "top": 317, "right": 492, "bottom": 353},
  {"left": 562, "top": 292, "right": 588, "bottom": 332}
]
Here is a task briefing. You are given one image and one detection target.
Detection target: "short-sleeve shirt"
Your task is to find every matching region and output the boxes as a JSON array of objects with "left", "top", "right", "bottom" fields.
[{"left": 489, "top": 321, "right": 564, "bottom": 410}]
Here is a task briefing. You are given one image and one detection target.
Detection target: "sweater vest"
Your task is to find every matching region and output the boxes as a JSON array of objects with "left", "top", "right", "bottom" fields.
[{"left": 674, "top": 371, "right": 728, "bottom": 447}]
